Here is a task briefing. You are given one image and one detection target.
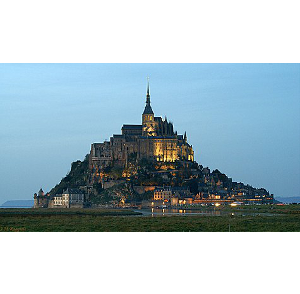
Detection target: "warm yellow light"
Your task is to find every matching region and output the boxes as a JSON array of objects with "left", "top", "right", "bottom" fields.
[
  {"left": 230, "top": 202, "right": 242, "bottom": 206},
  {"left": 215, "top": 203, "right": 220, "bottom": 207}
]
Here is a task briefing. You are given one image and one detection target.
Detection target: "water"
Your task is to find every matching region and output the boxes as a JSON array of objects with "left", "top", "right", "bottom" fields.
[
  {"left": 135, "top": 208, "right": 277, "bottom": 217},
  {"left": 136, "top": 208, "right": 224, "bottom": 216}
]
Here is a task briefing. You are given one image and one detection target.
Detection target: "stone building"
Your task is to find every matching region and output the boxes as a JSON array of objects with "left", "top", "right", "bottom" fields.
[
  {"left": 90, "top": 80, "right": 194, "bottom": 170},
  {"left": 49, "top": 188, "right": 85, "bottom": 208},
  {"left": 154, "top": 186, "right": 172, "bottom": 201},
  {"left": 153, "top": 186, "right": 193, "bottom": 204},
  {"left": 34, "top": 188, "right": 85, "bottom": 208},
  {"left": 33, "top": 188, "right": 49, "bottom": 208}
]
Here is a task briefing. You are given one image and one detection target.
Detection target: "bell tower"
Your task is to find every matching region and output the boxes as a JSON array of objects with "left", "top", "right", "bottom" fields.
[{"left": 142, "top": 78, "right": 155, "bottom": 136}]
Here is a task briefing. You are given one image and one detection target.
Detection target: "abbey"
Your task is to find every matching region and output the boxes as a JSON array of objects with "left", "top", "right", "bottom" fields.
[{"left": 89, "top": 81, "right": 194, "bottom": 169}]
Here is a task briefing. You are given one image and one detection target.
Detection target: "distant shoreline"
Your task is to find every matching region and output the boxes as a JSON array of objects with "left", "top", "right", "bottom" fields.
[
  {"left": 0, "top": 206, "right": 33, "bottom": 208},
  {"left": 275, "top": 197, "right": 300, "bottom": 203},
  {"left": 0, "top": 200, "right": 34, "bottom": 208}
]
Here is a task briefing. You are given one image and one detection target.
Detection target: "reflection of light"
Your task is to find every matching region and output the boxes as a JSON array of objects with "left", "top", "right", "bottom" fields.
[
  {"left": 231, "top": 213, "right": 234, "bottom": 216},
  {"left": 179, "top": 209, "right": 183, "bottom": 214},
  {"left": 151, "top": 208, "right": 154, "bottom": 212},
  {"left": 183, "top": 210, "right": 186, "bottom": 214},
  {"left": 215, "top": 203, "right": 220, "bottom": 207},
  {"left": 151, "top": 202, "right": 154, "bottom": 206},
  {"left": 163, "top": 209, "right": 165, "bottom": 213},
  {"left": 230, "top": 201, "right": 243, "bottom": 206}
]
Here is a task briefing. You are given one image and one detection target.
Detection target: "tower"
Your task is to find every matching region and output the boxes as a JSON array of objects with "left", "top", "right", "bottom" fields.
[
  {"left": 33, "top": 188, "right": 49, "bottom": 208},
  {"left": 142, "top": 78, "right": 155, "bottom": 136}
]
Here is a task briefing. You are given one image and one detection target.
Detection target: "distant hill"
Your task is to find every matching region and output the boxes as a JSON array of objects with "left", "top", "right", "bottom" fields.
[
  {"left": 1, "top": 200, "right": 34, "bottom": 208},
  {"left": 275, "top": 197, "right": 300, "bottom": 204}
]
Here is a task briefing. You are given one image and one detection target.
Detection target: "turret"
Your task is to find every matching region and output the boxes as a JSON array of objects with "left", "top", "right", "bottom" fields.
[
  {"left": 38, "top": 188, "right": 44, "bottom": 197},
  {"left": 34, "top": 188, "right": 49, "bottom": 208}
]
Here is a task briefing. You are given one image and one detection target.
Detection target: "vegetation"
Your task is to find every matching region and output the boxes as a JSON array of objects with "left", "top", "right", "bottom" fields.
[
  {"left": 49, "top": 155, "right": 90, "bottom": 195},
  {"left": 89, "top": 183, "right": 138, "bottom": 204},
  {"left": 48, "top": 149, "right": 272, "bottom": 207},
  {"left": 1, "top": 205, "right": 300, "bottom": 232},
  {"left": 88, "top": 182, "right": 153, "bottom": 204}
]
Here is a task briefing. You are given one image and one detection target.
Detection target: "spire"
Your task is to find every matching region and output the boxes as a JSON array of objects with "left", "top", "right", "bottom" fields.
[
  {"left": 38, "top": 188, "right": 44, "bottom": 197},
  {"left": 146, "top": 77, "right": 150, "bottom": 105},
  {"left": 143, "top": 77, "right": 154, "bottom": 115}
]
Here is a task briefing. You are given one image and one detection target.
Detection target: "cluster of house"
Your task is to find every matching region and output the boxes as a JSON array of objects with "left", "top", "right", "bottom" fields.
[
  {"left": 34, "top": 179, "right": 273, "bottom": 209},
  {"left": 33, "top": 165, "right": 273, "bottom": 209},
  {"left": 195, "top": 167, "right": 273, "bottom": 204},
  {"left": 151, "top": 167, "right": 274, "bottom": 206},
  {"left": 152, "top": 175, "right": 273, "bottom": 206}
]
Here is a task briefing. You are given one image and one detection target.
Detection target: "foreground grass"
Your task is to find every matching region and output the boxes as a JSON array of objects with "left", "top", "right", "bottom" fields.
[{"left": 1, "top": 206, "right": 300, "bottom": 232}]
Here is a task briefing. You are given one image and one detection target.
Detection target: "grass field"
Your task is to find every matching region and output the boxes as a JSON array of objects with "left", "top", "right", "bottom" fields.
[{"left": 0, "top": 205, "right": 300, "bottom": 232}]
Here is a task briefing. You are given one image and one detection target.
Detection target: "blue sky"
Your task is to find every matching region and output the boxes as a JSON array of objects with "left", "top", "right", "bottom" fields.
[{"left": 0, "top": 63, "right": 299, "bottom": 203}]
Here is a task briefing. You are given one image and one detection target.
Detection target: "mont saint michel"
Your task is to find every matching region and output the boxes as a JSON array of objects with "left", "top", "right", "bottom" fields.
[
  {"left": 33, "top": 81, "right": 273, "bottom": 209},
  {"left": 1, "top": 62, "right": 299, "bottom": 233}
]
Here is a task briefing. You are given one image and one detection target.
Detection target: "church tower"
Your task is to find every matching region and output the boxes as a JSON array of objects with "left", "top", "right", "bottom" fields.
[{"left": 142, "top": 78, "right": 156, "bottom": 136}]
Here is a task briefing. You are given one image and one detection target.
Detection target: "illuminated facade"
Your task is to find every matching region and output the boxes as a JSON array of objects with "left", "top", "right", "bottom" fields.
[
  {"left": 154, "top": 187, "right": 172, "bottom": 201},
  {"left": 34, "top": 188, "right": 85, "bottom": 208},
  {"left": 90, "top": 80, "right": 194, "bottom": 169}
]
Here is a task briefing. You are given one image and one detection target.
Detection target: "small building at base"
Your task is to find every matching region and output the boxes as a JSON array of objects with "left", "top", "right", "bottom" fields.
[
  {"left": 34, "top": 188, "right": 85, "bottom": 208},
  {"left": 49, "top": 188, "right": 85, "bottom": 208}
]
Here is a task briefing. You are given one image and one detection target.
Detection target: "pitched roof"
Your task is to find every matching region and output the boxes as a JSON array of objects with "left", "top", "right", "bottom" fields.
[
  {"left": 63, "top": 188, "right": 84, "bottom": 195},
  {"left": 143, "top": 104, "right": 154, "bottom": 114},
  {"left": 122, "top": 124, "right": 142, "bottom": 130}
]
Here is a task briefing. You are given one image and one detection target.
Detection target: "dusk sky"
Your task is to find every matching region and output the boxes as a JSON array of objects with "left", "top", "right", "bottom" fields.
[{"left": 0, "top": 63, "right": 299, "bottom": 204}]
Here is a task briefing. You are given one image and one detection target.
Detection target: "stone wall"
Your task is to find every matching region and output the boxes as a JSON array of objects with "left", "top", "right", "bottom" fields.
[
  {"left": 102, "top": 180, "right": 126, "bottom": 189},
  {"left": 133, "top": 186, "right": 155, "bottom": 195}
]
